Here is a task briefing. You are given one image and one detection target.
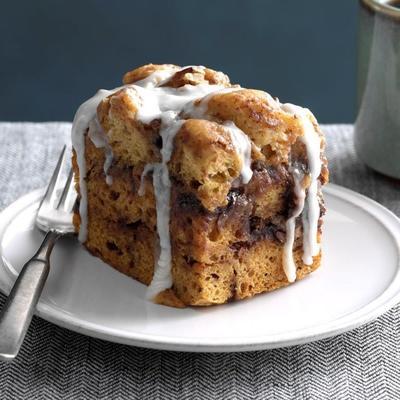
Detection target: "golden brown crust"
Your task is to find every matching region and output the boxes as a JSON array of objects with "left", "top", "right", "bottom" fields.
[
  {"left": 172, "top": 245, "right": 321, "bottom": 306},
  {"left": 162, "top": 65, "right": 231, "bottom": 88},
  {"left": 72, "top": 63, "right": 328, "bottom": 308},
  {"left": 122, "top": 64, "right": 231, "bottom": 88},
  {"left": 80, "top": 204, "right": 321, "bottom": 307},
  {"left": 154, "top": 289, "right": 186, "bottom": 308},
  {"left": 123, "top": 64, "right": 180, "bottom": 85},
  {"left": 202, "top": 89, "right": 303, "bottom": 165},
  {"left": 97, "top": 88, "right": 161, "bottom": 168},
  {"left": 170, "top": 119, "right": 242, "bottom": 210}
]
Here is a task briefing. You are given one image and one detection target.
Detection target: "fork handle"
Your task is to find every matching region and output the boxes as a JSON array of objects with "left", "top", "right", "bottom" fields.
[{"left": 0, "top": 231, "right": 59, "bottom": 361}]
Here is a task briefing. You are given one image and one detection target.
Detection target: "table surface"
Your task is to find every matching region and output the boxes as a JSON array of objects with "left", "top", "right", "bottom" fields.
[{"left": 0, "top": 123, "right": 399, "bottom": 400}]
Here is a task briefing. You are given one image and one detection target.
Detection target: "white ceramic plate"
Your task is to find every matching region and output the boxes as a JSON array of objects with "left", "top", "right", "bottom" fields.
[{"left": 0, "top": 184, "right": 399, "bottom": 352}]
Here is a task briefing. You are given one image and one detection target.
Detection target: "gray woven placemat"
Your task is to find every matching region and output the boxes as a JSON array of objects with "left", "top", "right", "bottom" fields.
[{"left": 0, "top": 123, "right": 399, "bottom": 400}]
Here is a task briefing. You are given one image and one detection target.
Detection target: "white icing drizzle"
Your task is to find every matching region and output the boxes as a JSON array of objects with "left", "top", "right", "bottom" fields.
[
  {"left": 146, "top": 163, "right": 173, "bottom": 299},
  {"left": 146, "top": 119, "right": 184, "bottom": 300},
  {"left": 282, "top": 168, "right": 306, "bottom": 282},
  {"left": 71, "top": 88, "right": 119, "bottom": 242},
  {"left": 280, "top": 103, "right": 322, "bottom": 279},
  {"left": 133, "top": 83, "right": 227, "bottom": 124},
  {"left": 299, "top": 118, "right": 322, "bottom": 265}
]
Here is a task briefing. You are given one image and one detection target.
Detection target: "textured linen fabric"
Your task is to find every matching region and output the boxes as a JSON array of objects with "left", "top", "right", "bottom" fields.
[{"left": 0, "top": 123, "right": 399, "bottom": 400}]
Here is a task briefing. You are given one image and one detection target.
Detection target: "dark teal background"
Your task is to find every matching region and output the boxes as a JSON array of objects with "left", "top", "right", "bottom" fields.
[{"left": 0, "top": 0, "right": 357, "bottom": 123}]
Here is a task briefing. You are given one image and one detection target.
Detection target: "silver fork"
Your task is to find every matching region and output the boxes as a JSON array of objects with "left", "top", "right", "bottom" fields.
[{"left": 0, "top": 146, "right": 76, "bottom": 361}]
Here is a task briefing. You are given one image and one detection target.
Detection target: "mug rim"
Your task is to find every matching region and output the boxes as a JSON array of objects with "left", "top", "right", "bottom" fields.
[{"left": 361, "top": 0, "right": 400, "bottom": 19}]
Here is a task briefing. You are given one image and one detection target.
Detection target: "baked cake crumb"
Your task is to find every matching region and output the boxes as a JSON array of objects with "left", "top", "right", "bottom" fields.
[{"left": 71, "top": 64, "right": 328, "bottom": 307}]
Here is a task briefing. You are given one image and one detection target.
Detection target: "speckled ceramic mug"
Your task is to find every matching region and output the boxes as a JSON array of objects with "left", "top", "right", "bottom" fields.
[{"left": 355, "top": 0, "right": 400, "bottom": 179}]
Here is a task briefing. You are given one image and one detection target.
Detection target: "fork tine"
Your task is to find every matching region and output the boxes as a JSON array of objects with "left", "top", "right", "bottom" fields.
[
  {"left": 56, "top": 168, "right": 74, "bottom": 210},
  {"left": 39, "top": 145, "right": 67, "bottom": 210}
]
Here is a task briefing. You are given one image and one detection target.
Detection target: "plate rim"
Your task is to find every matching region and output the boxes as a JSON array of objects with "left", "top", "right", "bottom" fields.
[{"left": 0, "top": 184, "right": 399, "bottom": 352}]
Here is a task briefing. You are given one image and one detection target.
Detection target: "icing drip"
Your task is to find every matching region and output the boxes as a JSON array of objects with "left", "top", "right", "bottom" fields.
[
  {"left": 299, "top": 119, "right": 322, "bottom": 265},
  {"left": 282, "top": 168, "right": 306, "bottom": 283},
  {"left": 71, "top": 88, "right": 119, "bottom": 242},
  {"left": 88, "top": 118, "right": 114, "bottom": 185},
  {"left": 146, "top": 119, "right": 185, "bottom": 299},
  {"left": 147, "top": 164, "right": 173, "bottom": 298},
  {"left": 280, "top": 103, "right": 322, "bottom": 279}
]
